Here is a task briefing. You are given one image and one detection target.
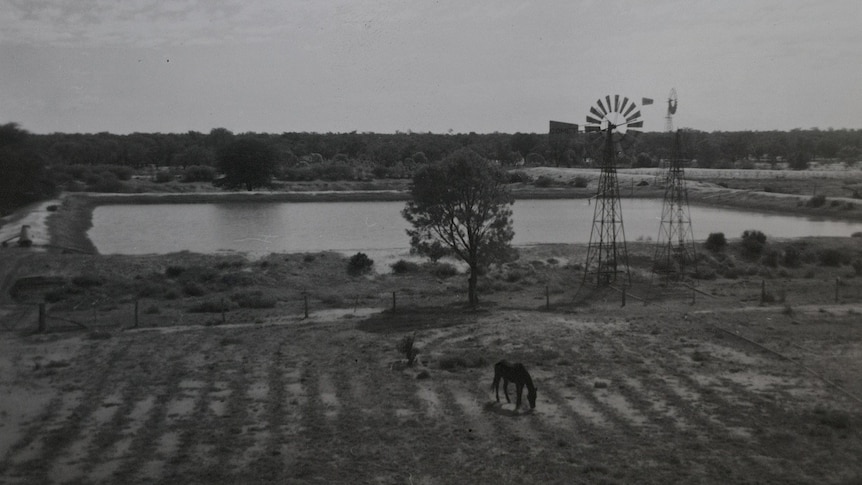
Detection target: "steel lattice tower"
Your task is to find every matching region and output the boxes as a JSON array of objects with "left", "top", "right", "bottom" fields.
[
  {"left": 653, "top": 129, "right": 697, "bottom": 280},
  {"left": 582, "top": 95, "right": 645, "bottom": 286},
  {"left": 583, "top": 132, "right": 631, "bottom": 286}
]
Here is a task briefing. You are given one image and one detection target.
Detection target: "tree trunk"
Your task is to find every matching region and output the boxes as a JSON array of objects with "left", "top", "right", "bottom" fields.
[{"left": 467, "top": 265, "right": 479, "bottom": 307}]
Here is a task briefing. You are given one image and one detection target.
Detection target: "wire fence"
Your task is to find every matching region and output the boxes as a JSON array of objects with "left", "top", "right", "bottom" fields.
[{"left": 7, "top": 275, "right": 862, "bottom": 334}]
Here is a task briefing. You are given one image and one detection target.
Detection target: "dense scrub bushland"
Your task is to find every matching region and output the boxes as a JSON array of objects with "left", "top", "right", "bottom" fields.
[{"left": 4, "top": 122, "right": 862, "bottom": 211}]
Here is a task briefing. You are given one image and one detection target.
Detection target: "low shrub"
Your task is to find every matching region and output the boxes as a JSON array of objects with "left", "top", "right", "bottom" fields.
[
  {"left": 182, "top": 281, "right": 207, "bottom": 297},
  {"left": 438, "top": 353, "right": 486, "bottom": 371},
  {"left": 154, "top": 171, "right": 174, "bottom": 183},
  {"left": 813, "top": 407, "right": 852, "bottom": 430},
  {"left": 691, "top": 350, "right": 710, "bottom": 362},
  {"left": 182, "top": 165, "right": 216, "bottom": 183},
  {"left": 316, "top": 292, "right": 345, "bottom": 306},
  {"left": 220, "top": 272, "right": 255, "bottom": 287},
  {"left": 741, "top": 230, "right": 767, "bottom": 257},
  {"left": 231, "top": 290, "right": 277, "bottom": 309},
  {"left": 391, "top": 259, "right": 421, "bottom": 274},
  {"left": 165, "top": 265, "right": 186, "bottom": 278},
  {"left": 505, "top": 270, "right": 524, "bottom": 283},
  {"left": 693, "top": 267, "right": 717, "bottom": 280},
  {"left": 71, "top": 274, "right": 104, "bottom": 287},
  {"left": 507, "top": 171, "right": 532, "bottom": 184},
  {"left": 136, "top": 282, "right": 167, "bottom": 298},
  {"left": 704, "top": 232, "right": 727, "bottom": 252},
  {"left": 534, "top": 175, "right": 554, "bottom": 188},
  {"left": 180, "top": 266, "right": 219, "bottom": 283},
  {"left": 427, "top": 262, "right": 458, "bottom": 279},
  {"left": 762, "top": 249, "right": 780, "bottom": 268},
  {"left": 89, "top": 171, "right": 125, "bottom": 192},
  {"left": 819, "top": 248, "right": 844, "bottom": 267},
  {"left": 572, "top": 176, "right": 589, "bottom": 188},
  {"left": 783, "top": 246, "right": 801, "bottom": 267},
  {"left": 347, "top": 252, "right": 374, "bottom": 276},
  {"left": 807, "top": 194, "right": 826, "bottom": 207},
  {"left": 188, "top": 299, "right": 232, "bottom": 313},
  {"left": 722, "top": 267, "right": 739, "bottom": 279},
  {"left": 215, "top": 260, "right": 244, "bottom": 270}
]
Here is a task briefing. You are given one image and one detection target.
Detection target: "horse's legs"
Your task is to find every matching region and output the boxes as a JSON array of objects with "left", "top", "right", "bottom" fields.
[
  {"left": 515, "top": 382, "right": 523, "bottom": 409},
  {"left": 502, "top": 379, "right": 511, "bottom": 403},
  {"left": 493, "top": 373, "right": 501, "bottom": 402}
]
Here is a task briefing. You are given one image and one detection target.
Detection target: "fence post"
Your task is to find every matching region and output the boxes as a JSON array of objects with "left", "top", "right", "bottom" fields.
[
  {"left": 134, "top": 299, "right": 139, "bottom": 328},
  {"left": 621, "top": 286, "right": 626, "bottom": 307},
  {"left": 38, "top": 303, "right": 46, "bottom": 333},
  {"left": 304, "top": 295, "right": 309, "bottom": 319},
  {"left": 545, "top": 286, "right": 550, "bottom": 310},
  {"left": 691, "top": 287, "right": 696, "bottom": 305},
  {"left": 392, "top": 291, "right": 397, "bottom": 311},
  {"left": 221, "top": 297, "right": 226, "bottom": 324},
  {"left": 835, "top": 278, "right": 840, "bottom": 303},
  {"left": 760, "top": 280, "right": 766, "bottom": 304}
]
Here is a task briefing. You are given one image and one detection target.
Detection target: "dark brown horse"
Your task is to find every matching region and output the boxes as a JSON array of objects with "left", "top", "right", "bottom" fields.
[{"left": 492, "top": 360, "right": 537, "bottom": 409}]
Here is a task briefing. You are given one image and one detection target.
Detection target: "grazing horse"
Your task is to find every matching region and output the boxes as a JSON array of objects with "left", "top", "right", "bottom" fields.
[{"left": 492, "top": 360, "right": 537, "bottom": 410}]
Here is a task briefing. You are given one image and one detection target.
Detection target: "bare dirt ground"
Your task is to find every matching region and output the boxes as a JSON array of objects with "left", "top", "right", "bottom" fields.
[
  {"left": 0, "top": 298, "right": 860, "bottom": 484},
  {"left": 2, "top": 176, "right": 862, "bottom": 484}
]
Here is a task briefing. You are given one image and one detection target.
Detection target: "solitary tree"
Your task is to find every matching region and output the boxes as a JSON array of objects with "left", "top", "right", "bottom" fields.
[
  {"left": 402, "top": 149, "right": 515, "bottom": 306},
  {"left": 215, "top": 138, "right": 277, "bottom": 191}
]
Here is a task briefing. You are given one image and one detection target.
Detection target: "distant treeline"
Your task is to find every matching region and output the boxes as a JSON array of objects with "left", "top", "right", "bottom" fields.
[
  {"left": 22, "top": 126, "right": 862, "bottom": 170},
  {"left": 2, "top": 121, "right": 862, "bottom": 213}
]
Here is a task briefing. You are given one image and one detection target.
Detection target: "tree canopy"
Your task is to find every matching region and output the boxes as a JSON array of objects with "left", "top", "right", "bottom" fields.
[
  {"left": 0, "top": 123, "right": 56, "bottom": 213},
  {"left": 215, "top": 137, "right": 278, "bottom": 191},
  {"left": 402, "top": 149, "right": 515, "bottom": 306}
]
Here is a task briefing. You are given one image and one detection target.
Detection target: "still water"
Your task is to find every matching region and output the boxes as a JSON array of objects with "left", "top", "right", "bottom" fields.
[{"left": 89, "top": 199, "right": 862, "bottom": 256}]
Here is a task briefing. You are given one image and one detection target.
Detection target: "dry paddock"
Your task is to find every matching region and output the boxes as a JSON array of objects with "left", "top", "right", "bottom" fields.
[{"left": 1, "top": 304, "right": 861, "bottom": 485}]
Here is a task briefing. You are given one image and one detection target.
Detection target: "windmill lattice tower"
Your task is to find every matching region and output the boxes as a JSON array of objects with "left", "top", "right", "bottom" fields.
[
  {"left": 653, "top": 129, "right": 697, "bottom": 281},
  {"left": 583, "top": 95, "right": 643, "bottom": 286}
]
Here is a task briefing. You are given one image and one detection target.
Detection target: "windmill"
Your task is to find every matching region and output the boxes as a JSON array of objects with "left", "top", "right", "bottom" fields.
[
  {"left": 653, "top": 127, "right": 697, "bottom": 281},
  {"left": 654, "top": 88, "right": 679, "bottom": 185},
  {"left": 582, "top": 95, "right": 645, "bottom": 286},
  {"left": 664, "top": 88, "right": 678, "bottom": 132}
]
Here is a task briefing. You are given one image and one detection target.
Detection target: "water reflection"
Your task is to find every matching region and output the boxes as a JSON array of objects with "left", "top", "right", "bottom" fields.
[{"left": 212, "top": 202, "right": 285, "bottom": 251}]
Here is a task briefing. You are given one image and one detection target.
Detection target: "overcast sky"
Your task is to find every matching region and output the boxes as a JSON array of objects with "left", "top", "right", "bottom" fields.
[{"left": 0, "top": 0, "right": 859, "bottom": 135}]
